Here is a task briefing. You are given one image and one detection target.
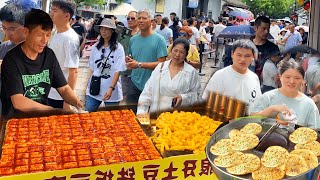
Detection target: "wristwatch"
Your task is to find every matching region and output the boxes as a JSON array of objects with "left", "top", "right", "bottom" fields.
[
  {"left": 109, "top": 86, "right": 115, "bottom": 91},
  {"left": 138, "top": 62, "right": 142, "bottom": 68}
]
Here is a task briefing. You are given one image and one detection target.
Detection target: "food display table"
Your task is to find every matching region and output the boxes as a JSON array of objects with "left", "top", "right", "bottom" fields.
[{"left": 0, "top": 108, "right": 219, "bottom": 180}]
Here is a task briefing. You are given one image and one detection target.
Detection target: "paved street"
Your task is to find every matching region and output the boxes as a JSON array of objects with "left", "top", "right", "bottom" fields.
[{"left": 75, "top": 55, "right": 219, "bottom": 108}]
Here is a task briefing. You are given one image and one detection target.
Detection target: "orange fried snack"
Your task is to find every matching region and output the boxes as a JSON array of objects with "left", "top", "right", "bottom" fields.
[{"left": 0, "top": 110, "right": 161, "bottom": 176}]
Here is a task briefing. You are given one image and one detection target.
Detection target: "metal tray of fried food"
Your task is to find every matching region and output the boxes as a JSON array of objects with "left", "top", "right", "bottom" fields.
[{"left": 206, "top": 118, "right": 320, "bottom": 180}]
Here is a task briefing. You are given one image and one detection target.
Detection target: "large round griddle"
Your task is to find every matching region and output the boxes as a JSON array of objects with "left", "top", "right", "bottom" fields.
[{"left": 205, "top": 118, "right": 320, "bottom": 180}]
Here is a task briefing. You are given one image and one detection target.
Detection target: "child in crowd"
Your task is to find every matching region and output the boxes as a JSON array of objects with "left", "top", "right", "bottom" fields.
[{"left": 261, "top": 51, "right": 281, "bottom": 93}]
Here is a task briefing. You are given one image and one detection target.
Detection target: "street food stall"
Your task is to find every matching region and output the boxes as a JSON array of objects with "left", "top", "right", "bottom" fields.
[
  {"left": 0, "top": 104, "right": 223, "bottom": 180},
  {"left": 0, "top": 93, "right": 319, "bottom": 180}
]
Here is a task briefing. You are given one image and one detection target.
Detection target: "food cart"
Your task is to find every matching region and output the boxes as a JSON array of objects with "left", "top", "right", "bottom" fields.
[{"left": 0, "top": 105, "right": 221, "bottom": 180}]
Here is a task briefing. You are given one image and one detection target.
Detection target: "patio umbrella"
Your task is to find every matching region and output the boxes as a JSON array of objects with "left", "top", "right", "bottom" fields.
[
  {"left": 284, "top": 45, "right": 319, "bottom": 55},
  {"left": 108, "top": 3, "right": 137, "bottom": 16},
  {"left": 217, "top": 25, "right": 273, "bottom": 39},
  {"left": 228, "top": 8, "right": 253, "bottom": 20}
]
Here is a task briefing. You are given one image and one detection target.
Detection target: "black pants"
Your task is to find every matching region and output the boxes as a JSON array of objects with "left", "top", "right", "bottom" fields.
[
  {"left": 126, "top": 79, "right": 142, "bottom": 113},
  {"left": 48, "top": 98, "right": 64, "bottom": 108},
  {"left": 199, "top": 42, "right": 205, "bottom": 73}
]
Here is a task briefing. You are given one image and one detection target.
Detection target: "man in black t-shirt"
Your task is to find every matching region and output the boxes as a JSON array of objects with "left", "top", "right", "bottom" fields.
[
  {"left": 71, "top": 15, "right": 87, "bottom": 37},
  {"left": 252, "top": 16, "right": 280, "bottom": 80},
  {"left": 1, "top": 9, "right": 83, "bottom": 118}
]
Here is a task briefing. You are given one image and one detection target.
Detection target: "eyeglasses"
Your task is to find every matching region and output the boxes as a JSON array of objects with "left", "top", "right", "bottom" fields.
[
  {"left": 127, "top": 17, "right": 136, "bottom": 21},
  {"left": 0, "top": 26, "right": 22, "bottom": 34},
  {"left": 178, "top": 32, "right": 188, "bottom": 37}
]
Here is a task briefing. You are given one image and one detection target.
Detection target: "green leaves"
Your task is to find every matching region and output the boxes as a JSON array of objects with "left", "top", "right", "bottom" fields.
[{"left": 242, "top": 0, "right": 295, "bottom": 19}]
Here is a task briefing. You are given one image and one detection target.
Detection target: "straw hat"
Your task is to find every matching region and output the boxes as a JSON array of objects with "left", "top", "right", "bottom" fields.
[{"left": 94, "top": 18, "right": 116, "bottom": 33}]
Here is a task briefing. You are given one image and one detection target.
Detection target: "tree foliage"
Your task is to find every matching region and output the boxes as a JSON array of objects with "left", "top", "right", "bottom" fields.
[{"left": 242, "top": 0, "right": 295, "bottom": 19}]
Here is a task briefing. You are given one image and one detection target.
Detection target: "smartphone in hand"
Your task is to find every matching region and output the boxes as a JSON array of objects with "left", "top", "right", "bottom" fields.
[{"left": 171, "top": 97, "right": 177, "bottom": 107}]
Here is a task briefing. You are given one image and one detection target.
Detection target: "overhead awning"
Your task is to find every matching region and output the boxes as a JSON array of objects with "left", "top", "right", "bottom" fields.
[{"left": 228, "top": 7, "right": 254, "bottom": 20}]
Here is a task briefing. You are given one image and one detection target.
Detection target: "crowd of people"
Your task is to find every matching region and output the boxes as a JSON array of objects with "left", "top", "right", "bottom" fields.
[{"left": 0, "top": 1, "right": 319, "bottom": 129}]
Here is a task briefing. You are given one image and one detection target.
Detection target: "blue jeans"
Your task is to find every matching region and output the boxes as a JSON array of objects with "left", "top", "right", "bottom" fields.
[{"left": 85, "top": 95, "right": 119, "bottom": 112}]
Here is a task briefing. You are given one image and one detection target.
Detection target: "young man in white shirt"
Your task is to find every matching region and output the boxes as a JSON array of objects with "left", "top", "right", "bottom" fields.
[
  {"left": 269, "top": 19, "right": 280, "bottom": 42},
  {"left": 203, "top": 39, "right": 262, "bottom": 114},
  {"left": 48, "top": 0, "right": 80, "bottom": 110}
]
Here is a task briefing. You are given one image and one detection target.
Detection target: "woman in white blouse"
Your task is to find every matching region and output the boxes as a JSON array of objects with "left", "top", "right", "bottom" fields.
[{"left": 137, "top": 38, "right": 202, "bottom": 115}]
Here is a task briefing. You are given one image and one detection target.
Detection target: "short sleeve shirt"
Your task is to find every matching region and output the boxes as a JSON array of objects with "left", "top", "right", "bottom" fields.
[
  {"left": 252, "top": 89, "right": 320, "bottom": 129},
  {"left": 86, "top": 43, "right": 127, "bottom": 102},
  {"left": 1, "top": 44, "right": 67, "bottom": 117},
  {"left": 156, "top": 27, "right": 173, "bottom": 46},
  {"left": 48, "top": 28, "right": 80, "bottom": 100},
  {"left": 262, "top": 60, "right": 279, "bottom": 88},
  {"left": 285, "top": 31, "right": 303, "bottom": 51},
  {"left": 202, "top": 66, "right": 262, "bottom": 114},
  {"left": 128, "top": 33, "right": 168, "bottom": 91}
]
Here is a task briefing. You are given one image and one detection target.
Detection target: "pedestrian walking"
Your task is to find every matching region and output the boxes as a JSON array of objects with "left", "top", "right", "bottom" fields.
[
  {"left": 252, "top": 16, "right": 280, "bottom": 80},
  {"left": 85, "top": 18, "right": 126, "bottom": 112},
  {"left": 166, "top": 26, "right": 200, "bottom": 69},
  {"left": 282, "top": 24, "right": 302, "bottom": 51},
  {"left": 137, "top": 38, "right": 201, "bottom": 115},
  {"left": 125, "top": 9, "right": 167, "bottom": 112},
  {"left": 156, "top": 17, "right": 173, "bottom": 47}
]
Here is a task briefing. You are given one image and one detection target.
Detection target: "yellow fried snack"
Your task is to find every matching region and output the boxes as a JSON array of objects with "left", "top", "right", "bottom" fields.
[
  {"left": 295, "top": 141, "right": 320, "bottom": 156},
  {"left": 152, "top": 111, "right": 222, "bottom": 154},
  {"left": 240, "top": 123, "right": 262, "bottom": 135},
  {"left": 226, "top": 154, "right": 261, "bottom": 175},
  {"left": 230, "top": 133, "right": 259, "bottom": 151},
  {"left": 285, "top": 154, "right": 309, "bottom": 176},
  {"left": 210, "top": 139, "right": 234, "bottom": 156},
  {"left": 261, "top": 146, "right": 289, "bottom": 167},
  {"left": 252, "top": 164, "right": 286, "bottom": 180},
  {"left": 290, "top": 149, "right": 318, "bottom": 170},
  {"left": 213, "top": 151, "right": 246, "bottom": 168},
  {"left": 229, "top": 129, "right": 240, "bottom": 139},
  {"left": 289, "top": 127, "right": 317, "bottom": 144}
]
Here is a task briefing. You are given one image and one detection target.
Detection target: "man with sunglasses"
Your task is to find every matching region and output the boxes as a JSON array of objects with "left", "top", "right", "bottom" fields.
[
  {"left": 0, "top": 3, "right": 28, "bottom": 59},
  {"left": 118, "top": 11, "right": 140, "bottom": 100},
  {"left": 125, "top": 9, "right": 167, "bottom": 112}
]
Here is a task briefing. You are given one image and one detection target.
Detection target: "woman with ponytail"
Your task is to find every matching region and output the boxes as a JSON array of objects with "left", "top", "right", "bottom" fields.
[{"left": 156, "top": 17, "right": 173, "bottom": 47}]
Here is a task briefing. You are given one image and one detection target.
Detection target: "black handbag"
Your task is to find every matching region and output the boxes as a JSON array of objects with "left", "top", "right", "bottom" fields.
[
  {"left": 89, "top": 75, "right": 101, "bottom": 95},
  {"left": 89, "top": 50, "right": 112, "bottom": 96}
]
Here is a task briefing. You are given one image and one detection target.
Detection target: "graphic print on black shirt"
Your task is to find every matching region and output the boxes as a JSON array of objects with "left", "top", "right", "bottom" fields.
[
  {"left": 22, "top": 69, "right": 51, "bottom": 100},
  {"left": 1, "top": 44, "right": 67, "bottom": 117}
]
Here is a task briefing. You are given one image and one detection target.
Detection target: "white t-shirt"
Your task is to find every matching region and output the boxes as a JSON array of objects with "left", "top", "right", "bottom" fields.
[
  {"left": 204, "top": 34, "right": 212, "bottom": 50},
  {"left": 202, "top": 66, "right": 262, "bottom": 114},
  {"left": 270, "top": 25, "right": 280, "bottom": 40},
  {"left": 86, "top": 43, "right": 126, "bottom": 102},
  {"left": 48, "top": 28, "right": 80, "bottom": 100},
  {"left": 262, "top": 60, "right": 279, "bottom": 88},
  {"left": 189, "top": 26, "right": 200, "bottom": 45},
  {"left": 156, "top": 27, "right": 173, "bottom": 46}
]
